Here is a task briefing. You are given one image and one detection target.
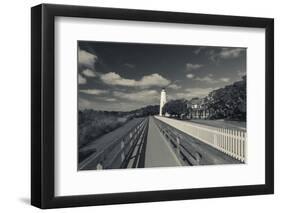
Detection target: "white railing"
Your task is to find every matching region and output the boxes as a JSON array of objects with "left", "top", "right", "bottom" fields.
[{"left": 155, "top": 116, "right": 246, "bottom": 162}]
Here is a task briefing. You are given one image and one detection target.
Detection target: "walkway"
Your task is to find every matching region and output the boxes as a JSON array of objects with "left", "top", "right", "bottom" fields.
[{"left": 144, "top": 117, "right": 181, "bottom": 167}]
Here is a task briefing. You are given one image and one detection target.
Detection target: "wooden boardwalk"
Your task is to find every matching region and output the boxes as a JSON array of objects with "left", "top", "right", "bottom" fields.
[
  {"left": 144, "top": 117, "right": 181, "bottom": 168},
  {"left": 79, "top": 116, "right": 243, "bottom": 170}
]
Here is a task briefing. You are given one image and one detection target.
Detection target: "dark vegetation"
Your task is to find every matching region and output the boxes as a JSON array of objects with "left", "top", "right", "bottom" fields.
[
  {"left": 163, "top": 99, "right": 188, "bottom": 118},
  {"left": 79, "top": 110, "right": 130, "bottom": 149},
  {"left": 205, "top": 76, "right": 246, "bottom": 120},
  {"left": 130, "top": 105, "right": 159, "bottom": 117},
  {"left": 78, "top": 105, "right": 159, "bottom": 150},
  {"left": 163, "top": 76, "right": 246, "bottom": 121}
]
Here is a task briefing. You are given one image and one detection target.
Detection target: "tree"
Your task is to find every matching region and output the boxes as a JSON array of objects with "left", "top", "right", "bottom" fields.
[
  {"left": 163, "top": 99, "right": 188, "bottom": 118},
  {"left": 205, "top": 76, "right": 246, "bottom": 121},
  {"left": 129, "top": 105, "right": 159, "bottom": 117}
]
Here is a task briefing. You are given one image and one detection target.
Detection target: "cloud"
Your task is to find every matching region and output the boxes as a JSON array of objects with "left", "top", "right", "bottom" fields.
[
  {"left": 237, "top": 70, "right": 246, "bottom": 77},
  {"left": 105, "top": 98, "right": 117, "bottom": 102},
  {"left": 78, "top": 98, "right": 93, "bottom": 110},
  {"left": 79, "top": 89, "right": 108, "bottom": 95},
  {"left": 186, "top": 63, "right": 204, "bottom": 72},
  {"left": 194, "top": 47, "right": 205, "bottom": 55},
  {"left": 100, "top": 72, "right": 134, "bottom": 86},
  {"left": 194, "top": 74, "right": 230, "bottom": 84},
  {"left": 174, "top": 87, "right": 215, "bottom": 100},
  {"left": 82, "top": 69, "right": 96, "bottom": 77},
  {"left": 194, "top": 75, "right": 217, "bottom": 84},
  {"left": 124, "top": 63, "right": 135, "bottom": 69},
  {"left": 186, "top": 73, "right": 195, "bottom": 79},
  {"left": 100, "top": 72, "right": 170, "bottom": 88},
  {"left": 219, "top": 48, "right": 244, "bottom": 59},
  {"left": 220, "top": 77, "right": 230, "bottom": 83},
  {"left": 185, "top": 87, "right": 216, "bottom": 98},
  {"left": 113, "top": 90, "right": 159, "bottom": 102},
  {"left": 78, "top": 49, "right": 98, "bottom": 68},
  {"left": 173, "top": 92, "right": 190, "bottom": 99},
  {"left": 78, "top": 74, "right": 86, "bottom": 84},
  {"left": 208, "top": 48, "right": 245, "bottom": 62},
  {"left": 167, "top": 84, "right": 181, "bottom": 90}
]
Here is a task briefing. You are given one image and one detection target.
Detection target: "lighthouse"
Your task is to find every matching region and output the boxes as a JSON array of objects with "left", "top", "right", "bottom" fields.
[{"left": 159, "top": 88, "right": 167, "bottom": 116}]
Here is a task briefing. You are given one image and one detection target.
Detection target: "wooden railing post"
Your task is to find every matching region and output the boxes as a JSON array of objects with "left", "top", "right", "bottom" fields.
[
  {"left": 195, "top": 152, "right": 201, "bottom": 165},
  {"left": 243, "top": 132, "right": 246, "bottom": 163},
  {"left": 96, "top": 163, "right": 103, "bottom": 170},
  {"left": 121, "top": 140, "right": 125, "bottom": 162},
  {"left": 176, "top": 137, "right": 180, "bottom": 155}
]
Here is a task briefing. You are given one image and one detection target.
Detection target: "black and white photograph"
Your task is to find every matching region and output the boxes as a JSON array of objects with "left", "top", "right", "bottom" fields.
[
  {"left": 78, "top": 41, "right": 247, "bottom": 170},
  {"left": 29, "top": 3, "right": 274, "bottom": 209}
]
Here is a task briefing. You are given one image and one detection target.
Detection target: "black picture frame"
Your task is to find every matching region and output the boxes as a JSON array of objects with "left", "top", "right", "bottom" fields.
[{"left": 31, "top": 3, "right": 274, "bottom": 209}]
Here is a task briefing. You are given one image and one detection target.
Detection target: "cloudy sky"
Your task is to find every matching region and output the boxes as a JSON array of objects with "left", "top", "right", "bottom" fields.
[{"left": 78, "top": 41, "right": 246, "bottom": 111}]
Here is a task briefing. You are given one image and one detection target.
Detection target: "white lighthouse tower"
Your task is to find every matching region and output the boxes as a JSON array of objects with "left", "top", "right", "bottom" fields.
[{"left": 159, "top": 88, "right": 167, "bottom": 116}]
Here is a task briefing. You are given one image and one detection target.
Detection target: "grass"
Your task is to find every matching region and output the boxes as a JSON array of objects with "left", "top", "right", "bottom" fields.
[{"left": 78, "top": 110, "right": 132, "bottom": 162}]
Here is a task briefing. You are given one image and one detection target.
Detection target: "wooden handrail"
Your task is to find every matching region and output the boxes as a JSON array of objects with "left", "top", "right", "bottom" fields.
[{"left": 79, "top": 117, "right": 149, "bottom": 170}]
